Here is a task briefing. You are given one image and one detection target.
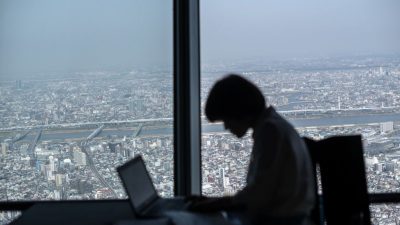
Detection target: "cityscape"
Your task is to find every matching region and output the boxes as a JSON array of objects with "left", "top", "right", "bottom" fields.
[{"left": 1, "top": 55, "right": 400, "bottom": 224}]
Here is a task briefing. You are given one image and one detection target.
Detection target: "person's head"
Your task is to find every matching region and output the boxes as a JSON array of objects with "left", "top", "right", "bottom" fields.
[{"left": 205, "top": 74, "right": 266, "bottom": 138}]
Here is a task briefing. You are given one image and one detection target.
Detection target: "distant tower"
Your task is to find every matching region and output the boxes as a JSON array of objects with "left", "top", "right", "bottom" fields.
[
  {"left": 49, "top": 156, "right": 55, "bottom": 173},
  {"left": 132, "top": 139, "right": 136, "bottom": 148},
  {"left": 55, "top": 174, "right": 64, "bottom": 187},
  {"left": 15, "top": 80, "right": 22, "bottom": 89},
  {"left": 338, "top": 96, "right": 341, "bottom": 110},
  {"left": 1, "top": 142, "right": 10, "bottom": 156}
]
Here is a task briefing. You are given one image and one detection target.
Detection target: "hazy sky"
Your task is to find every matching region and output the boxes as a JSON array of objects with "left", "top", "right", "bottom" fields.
[
  {"left": 201, "top": 0, "right": 400, "bottom": 62},
  {"left": 0, "top": 0, "right": 399, "bottom": 77},
  {"left": 0, "top": 0, "right": 172, "bottom": 77}
]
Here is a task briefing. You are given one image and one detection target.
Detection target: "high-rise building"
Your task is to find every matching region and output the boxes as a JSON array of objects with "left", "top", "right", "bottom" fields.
[
  {"left": 45, "top": 164, "right": 55, "bottom": 181},
  {"left": 129, "top": 149, "right": 135, "bottom": 158},
  {"left": 380, "top": 122, "right": 394, "bottom": 133},
  {"left": 73, "top": 150, "right": 87, "bottom": 166},
  {"left": 1, "top": 143, "right": 9, "bottom": 156},
  {"left": 55, "top": 174, "right": 64, "bottom": 187},
  {"left": 49, "top": 156, "right": 56, "bottom": 173},
  {"left": 54, "top": 190, "right": 61, "bottom": 200}
]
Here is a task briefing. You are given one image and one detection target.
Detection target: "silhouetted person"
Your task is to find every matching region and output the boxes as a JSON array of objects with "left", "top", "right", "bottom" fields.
[{"left": 189, "top": 74, "right": 315, "bottom": 225}]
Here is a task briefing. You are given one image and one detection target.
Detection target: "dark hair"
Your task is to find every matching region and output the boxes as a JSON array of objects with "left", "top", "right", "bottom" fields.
[{"left": 205, "top": 74, "right": 266, "bottom": 122}]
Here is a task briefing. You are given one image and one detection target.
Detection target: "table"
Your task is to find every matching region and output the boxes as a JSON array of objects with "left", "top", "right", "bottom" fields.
[{"left": 10, "top": 200, "right": 135, "bottom": 225}]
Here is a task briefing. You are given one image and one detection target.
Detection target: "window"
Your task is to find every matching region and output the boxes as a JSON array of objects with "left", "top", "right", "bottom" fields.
[
  {"left": 0, "top": 0, "right": 399, "bottom": 224},
  {"left": 0, "top": 0, "right": 173, "bottom": 206},
  {"left": 200, "top": 2, "right": 400, "bottom": 223},
  {"left": 370, "top": 204, "right": 400, "bottom": 224}
]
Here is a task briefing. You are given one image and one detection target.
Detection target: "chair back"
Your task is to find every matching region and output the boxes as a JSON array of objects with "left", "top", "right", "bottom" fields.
[{"left": 304, "top": 135, "right": 371, "bottom": 225}]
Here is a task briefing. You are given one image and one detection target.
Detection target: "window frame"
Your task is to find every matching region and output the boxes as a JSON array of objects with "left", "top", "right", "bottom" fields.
[
  {"left": 1, "top": 0, "right": 400, "bottom": 212},
  {"left": 173, "top": 0, "right": 202, "bottom": 196},
  {"left": 0, "top": 0, "right": 202, "bottom": 210}
]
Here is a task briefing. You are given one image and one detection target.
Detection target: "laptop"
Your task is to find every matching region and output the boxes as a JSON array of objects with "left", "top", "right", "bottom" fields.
[{"left": 117, "top": 155, "right": 191, "bottom": 217}]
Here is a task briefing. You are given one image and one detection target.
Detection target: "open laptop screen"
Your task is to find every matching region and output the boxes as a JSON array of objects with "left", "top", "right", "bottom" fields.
[{"left": 117, "top": 156, "right": 158, "bottom": 212}]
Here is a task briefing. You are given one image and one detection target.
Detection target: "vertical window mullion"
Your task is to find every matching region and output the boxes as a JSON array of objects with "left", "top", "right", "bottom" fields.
[{"left": 173, "top": 0, "right": 201, "bottom": 196}]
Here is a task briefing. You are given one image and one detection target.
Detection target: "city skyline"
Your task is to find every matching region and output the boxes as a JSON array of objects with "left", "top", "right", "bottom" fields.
[{"left": 1, "top": 56, "right": 400, "bottom": 224}]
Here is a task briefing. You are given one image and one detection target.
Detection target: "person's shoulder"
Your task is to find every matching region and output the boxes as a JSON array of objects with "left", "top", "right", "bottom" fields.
[
  {"left": 264, "top": 108, "right": 292, "bottom": 128},
  {"left": 259, "top": 107, "right": 301, "bottom": 140},
  {"left": 253, "top": 118, "right": 284, "bottom": 140}
]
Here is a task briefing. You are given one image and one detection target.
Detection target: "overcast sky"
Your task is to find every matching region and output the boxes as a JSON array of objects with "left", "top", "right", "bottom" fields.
[
  {"left": 0, "top": 0, "right": 172, "bottom": 78},
  {"left": 0, "top": 0, "right": 399, "bottom": 78},
  {"left": 201, "top": 0, "right": 400, "bottom": 62}
]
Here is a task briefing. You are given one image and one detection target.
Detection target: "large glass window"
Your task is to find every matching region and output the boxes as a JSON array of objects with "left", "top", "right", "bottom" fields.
[
  {"left": 0, "top": 0, "right": 173, "bottom": 207},
  {"left": 370, "top": 204, "right": 400, "bottom": 224},
  {"left": 200, "top": 0, "right": 400, "bottom": 222}
]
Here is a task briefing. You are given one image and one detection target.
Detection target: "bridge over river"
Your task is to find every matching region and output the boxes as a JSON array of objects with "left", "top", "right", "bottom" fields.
[{"left": 10, "top": 112, "right": 400, "bottom": 142}]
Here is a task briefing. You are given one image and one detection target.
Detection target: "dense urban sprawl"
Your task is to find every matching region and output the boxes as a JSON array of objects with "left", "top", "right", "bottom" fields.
[{"left": 1, "top": 56, "right": 400, "bottom": 224}]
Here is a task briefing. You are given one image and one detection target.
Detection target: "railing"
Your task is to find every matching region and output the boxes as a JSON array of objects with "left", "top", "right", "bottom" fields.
[{"left": 1, "top": 193, "right": 400, "bottom": 211}]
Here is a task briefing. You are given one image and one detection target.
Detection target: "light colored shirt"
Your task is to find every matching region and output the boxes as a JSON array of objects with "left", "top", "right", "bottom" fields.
[{"left": 233, "top": 106, "right": 315, "bottom": 219}]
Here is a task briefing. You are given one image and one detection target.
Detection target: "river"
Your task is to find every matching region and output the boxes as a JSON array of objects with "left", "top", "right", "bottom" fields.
[{"left": 18, "top": 113, "right": 400, "bottom": 142}]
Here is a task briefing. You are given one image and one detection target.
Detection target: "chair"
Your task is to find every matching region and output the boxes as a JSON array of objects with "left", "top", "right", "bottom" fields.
[{"left": 303, "top": 135, "right": 371, "bottom": 225}]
